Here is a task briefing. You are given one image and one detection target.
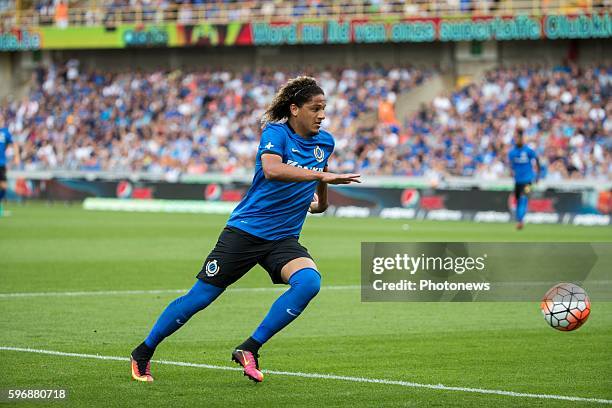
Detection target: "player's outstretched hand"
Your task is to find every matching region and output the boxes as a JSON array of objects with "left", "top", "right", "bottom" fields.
[{"left": 321, "top": 173, "right": 361, "bottom": 185}]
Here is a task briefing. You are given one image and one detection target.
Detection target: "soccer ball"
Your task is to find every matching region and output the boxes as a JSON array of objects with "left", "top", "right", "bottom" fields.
[{"left": 540, "top": 283, "right": 590, "bottom": 331}]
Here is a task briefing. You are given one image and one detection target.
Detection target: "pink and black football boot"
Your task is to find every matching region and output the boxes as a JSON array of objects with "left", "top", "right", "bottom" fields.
[{"left": 231, "top": 349, "right": 264, "bottom": 383}]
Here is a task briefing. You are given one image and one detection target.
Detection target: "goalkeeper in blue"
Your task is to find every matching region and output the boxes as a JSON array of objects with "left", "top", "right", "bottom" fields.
[
  {"left": 130, "top": 76, "right": 361, "bottom": 383},
  {"left": 508, "top": 130, "right": 540, "bottom": 230}
]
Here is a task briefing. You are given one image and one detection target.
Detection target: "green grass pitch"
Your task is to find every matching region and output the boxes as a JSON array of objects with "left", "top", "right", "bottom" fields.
[{"left": 0, "top": 203, "right": 611, "bottom": 407}]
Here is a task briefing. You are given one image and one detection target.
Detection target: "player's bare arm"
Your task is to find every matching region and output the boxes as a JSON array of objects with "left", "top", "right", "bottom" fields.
[
  {"left": 309, "top": 167, "right": 329, "bottom": 213},
  {"left": 12, "top": 141, "right": 21, "bottom": 167},
  {"left": 261, "top": 153, "right": 360, "bottom": 185}
]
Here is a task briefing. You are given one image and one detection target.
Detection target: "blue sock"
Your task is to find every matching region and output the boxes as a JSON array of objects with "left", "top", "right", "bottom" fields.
[
  {"left": 252, "top": 268, "right": 321, "bottom": 345},
  {"left": 517, "top": 196, "right": 528, "bottom": 222},
  {"left": 144, "top": 280, "right": 224, "bottom": 348}
]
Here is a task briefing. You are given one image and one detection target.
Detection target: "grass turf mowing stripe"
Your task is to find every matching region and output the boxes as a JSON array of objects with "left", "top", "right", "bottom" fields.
[
  {"left": 0, "top": 285, "right": 361, "bottom": 299},
  {"left": 1, "top": 346, "right": 611, "bottom": 405}
]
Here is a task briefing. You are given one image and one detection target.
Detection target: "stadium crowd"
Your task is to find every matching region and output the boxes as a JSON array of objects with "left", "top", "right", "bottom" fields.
[
  {"left": 14, "top": 0, "right": 504, "bottom": 28},
  {"left": 1, "top": 62, "right": 430, "bottom": 178},
  {"left": 0, "top": 62, "right": 609, "bottom": 181},
  {"left": 353, "top": 64, "right": 611, "bottom": 181}
]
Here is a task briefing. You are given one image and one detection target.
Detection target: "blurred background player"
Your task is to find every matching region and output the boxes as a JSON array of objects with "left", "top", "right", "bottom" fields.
[
  {"left": 129, "top": 76, "right": 360, "bottom": 383},
  {"left": 0, "top": 114, "right": 20, "bottom": 217},
  {"left": 508, "top": 130, "right": 541, "bottom": 230}
]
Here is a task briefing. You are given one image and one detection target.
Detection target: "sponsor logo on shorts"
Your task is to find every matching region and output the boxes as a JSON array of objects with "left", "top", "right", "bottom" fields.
[{"left": 205, "top": 259, "right": 220, "bottom": 277}]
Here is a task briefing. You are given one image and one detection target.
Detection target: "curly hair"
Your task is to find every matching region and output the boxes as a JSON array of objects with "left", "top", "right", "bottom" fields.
[{"left": 261, "top": 76, "right": 324, "bottom": 127}]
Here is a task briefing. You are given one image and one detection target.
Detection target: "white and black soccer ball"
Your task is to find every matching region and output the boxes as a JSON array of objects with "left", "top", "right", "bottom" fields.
[{"left": 540, "top": 282, "right": 591, "bottom": 331}]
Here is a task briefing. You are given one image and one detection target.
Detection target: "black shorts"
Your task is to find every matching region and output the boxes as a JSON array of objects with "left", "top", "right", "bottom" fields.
[
  {"left": 196, "top": 226, "right": 313, "bottom": 288},
  {"left": 0, "top": 166, "right": 6, "bottom": 182},
  {"left": 514, "top": 182, "right": 532, "bottom": 200}
]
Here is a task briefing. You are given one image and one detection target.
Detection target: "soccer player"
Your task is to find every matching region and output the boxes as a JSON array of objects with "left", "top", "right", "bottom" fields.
[
  {"left": 508, "top": 130, "right": 540, "bottom": 230},
  {"left": 0, "top": 115, "right": 20, "bottom": 217},
  {"left": 130, "top": 76, "right": 361, "bottom": 383}
]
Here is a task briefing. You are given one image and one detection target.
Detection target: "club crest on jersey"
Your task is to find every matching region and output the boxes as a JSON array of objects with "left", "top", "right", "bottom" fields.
[
  {"left": 205, "top": 260, "right": 219, "bottom": 277},
  {"left": 313, "top": 145, "right": 324, "bottom": 162}
]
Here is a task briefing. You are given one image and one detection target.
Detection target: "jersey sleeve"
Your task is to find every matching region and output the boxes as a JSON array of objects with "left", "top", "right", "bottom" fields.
[
  {"left": 5, "top": 129, "right": 12, "bottom": 144},
  {"left": 258, "top": 125, "right": 286, "bottom": 158},
  {"left": 326, "top": 138, "right": 335, "bottom": 167},
  {"left": 528, "top": 147, "right": 537, "bottom": 160},
  {"left": 508, "top": 150, "right": 516, "bottom": 171}
]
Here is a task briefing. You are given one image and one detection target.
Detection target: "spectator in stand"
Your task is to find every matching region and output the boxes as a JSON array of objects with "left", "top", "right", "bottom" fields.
[{"left": 54, "top": 0, "right": 69, "bottom": 28}]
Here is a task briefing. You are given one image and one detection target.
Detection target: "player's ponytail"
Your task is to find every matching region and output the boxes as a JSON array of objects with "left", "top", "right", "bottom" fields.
[{"left": 261, "top": 76, "right": 324, "bottom": 127}]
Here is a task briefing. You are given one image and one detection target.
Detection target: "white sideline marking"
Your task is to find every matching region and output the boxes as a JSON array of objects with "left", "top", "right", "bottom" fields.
[
  {"left": 1, "top": 346, "right": 611, "bottom": 404},
  {"left": 0, "top": 285, "right": 361, "bottom": 299}
]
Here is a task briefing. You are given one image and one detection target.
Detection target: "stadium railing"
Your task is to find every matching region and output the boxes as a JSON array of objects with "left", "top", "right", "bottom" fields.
[{"left": 2, "top": 0, "right": 608, "bottom": 29}]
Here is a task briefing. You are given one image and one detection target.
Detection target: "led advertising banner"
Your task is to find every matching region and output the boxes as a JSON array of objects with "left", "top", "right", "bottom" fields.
[{"left": 1, "top": 13, "right": 609, "bottom": 51}]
